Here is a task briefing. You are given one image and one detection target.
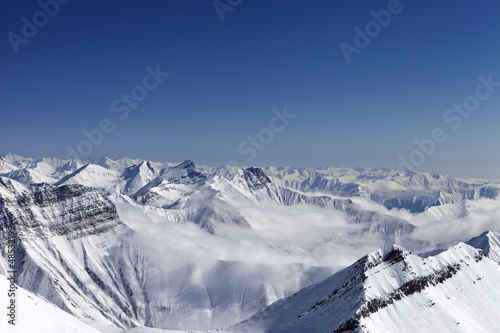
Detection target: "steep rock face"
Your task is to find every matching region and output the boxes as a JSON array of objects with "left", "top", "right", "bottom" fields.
[
  {"left": 0, "top": 177, "right": 122, "bottom": 239},
  {"left": 218, "top": 167, "right": 355, "bottom": 209},
  {"left": 0, "top": 177, "right": 132, "bottom": 328},
  {"left": 243, "top": 167, "right": 272, "bottom": 190},
  {"left": 228, "top": 242, "right": 500, "bottom": 333}
]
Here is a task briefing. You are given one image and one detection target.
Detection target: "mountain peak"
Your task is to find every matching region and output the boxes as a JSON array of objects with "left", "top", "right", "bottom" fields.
[
  {"left": 175, "top": 158, "right": 195, "bottom": 169},
  {"left": 466, "top": 230, "right": 500, "bottom": 263},
  {"left": 3, "top": 152, "right": 23, "bottom": 160},
  {"left": 361, "top": 244, "right": 408, "bottom": 269},
  {"left": 132, "top": 158, "right": 204, "bottom": 199},
  {"left": 242, "top": 167, "right": 271, "bottom": 189}
]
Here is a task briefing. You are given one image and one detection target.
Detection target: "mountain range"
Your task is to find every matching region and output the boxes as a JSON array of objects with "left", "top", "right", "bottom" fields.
[{"left": 0, "top": 153, "right": 499, "bottom": 332}]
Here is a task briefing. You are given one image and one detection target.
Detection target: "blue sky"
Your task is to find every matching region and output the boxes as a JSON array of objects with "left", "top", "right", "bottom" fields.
[{"left": 1, "top": 0, "right": 499, "bottom": 177}]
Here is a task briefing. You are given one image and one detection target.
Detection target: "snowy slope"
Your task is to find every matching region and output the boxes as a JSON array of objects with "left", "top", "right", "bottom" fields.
[
  {"left": 214, "top": 167, "right": 416, "bottom": 244},
  {"left": 0, "top": 152, "right": 37, "bottom": 168},
  {"left": 0, "top": 157, "right": 19, "bottom": 173},
  {"left": 1, "top": 168, "right": 57, "bottom": 185},
  {"left": 121, "top": 161, "right": 163, "bottom": 195},
  {"left": 466, "top": 230, "right": 500, "bottom": 264},
  {"left": 115, "top": 234, "right": 500, "bottom": 333},
  {"left": 51, "top": 160, "right": 86, "bottom": 179},
  {"left": 0, "top": 275, "right": 103, "bottom": 333},
  {"left": 133, "top": 159, "right": 206, "bottom": 206},
  {"left": 89, "top": 156, "right": 143, "bottom": 171},
  {"left": 122, "top": 328, "right": 195, "bottom": 333},
  {"left": 27, "top": 160, "right": 56, "bottom": 176},
  {"left": 227, "top": 240, "right": 500, "bottom": 333},
  {"left": 131, "top": 159, "right": 253, "bottom": 232},
  {"left": 54, "top": 163, "right": 122, "bottom": 193}
]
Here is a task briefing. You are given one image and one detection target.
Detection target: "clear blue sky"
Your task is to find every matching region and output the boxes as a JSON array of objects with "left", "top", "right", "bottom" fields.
[{"left": 1, "top": 0, "right": 499, "bottom": 177}]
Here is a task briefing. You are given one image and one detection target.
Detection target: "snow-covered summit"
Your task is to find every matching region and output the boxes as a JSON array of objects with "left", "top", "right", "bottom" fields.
[
  {"left": 466, "top": 230, "right": 500, "bottom": 264},
  {"left": 54, "top": 163, "right": 120, "bottom": 191},
  {"left": 1, "top": 168, "right": 56, "bottom": 185},
  {"left": 121, "top": 160, "right": 163, "bottom": 195}
]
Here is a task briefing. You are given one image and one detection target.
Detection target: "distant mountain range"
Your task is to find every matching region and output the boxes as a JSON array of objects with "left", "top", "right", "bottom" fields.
[{"left": 0, "top": 153, "right": 499, "bottom": 332}]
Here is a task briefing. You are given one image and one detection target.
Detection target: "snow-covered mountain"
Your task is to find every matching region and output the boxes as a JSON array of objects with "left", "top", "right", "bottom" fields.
[
  {"left": 55, "top": 163, "right": 122, "bottom": 190},
  {"left": 3, "top": 152, "right": 498, "bottom": 214},
  {"left": 0, "top": 153, "right": 499, "bottom": 332},
  {"left": 466, "top": 230, "right": 500, "bottom": 264},
  {"left": 264, "top": 166, "right": 500, "bottom": 213},
  {"left": 0, "top": 158, "right": 18, "bottom": 174},
  {"left": 0, "top": 176, "right": 335, "bottom": 331},
  {"left": 121, "top": 161, "right": 164, "bottom": 195},
  {"left": 227, "top": 233, "right": 500, "bottom": 333},
  {"left": 0, "top": 177, "right": 131, "bottom": 328},
  {"left": 0, "top": 167, "right": 57, "bottom": 185}
]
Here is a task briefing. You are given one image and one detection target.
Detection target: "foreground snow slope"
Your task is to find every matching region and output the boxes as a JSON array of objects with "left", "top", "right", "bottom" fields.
[
  {"left": 226, "top": 234, "right": 500, "bottom": 333},
  {"left": 0, "top": 275, "right": 102, "bottom": 333}
]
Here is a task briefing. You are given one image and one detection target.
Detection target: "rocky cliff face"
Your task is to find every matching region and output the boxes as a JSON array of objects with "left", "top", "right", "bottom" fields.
[
  {"left": 0, "top": 177, "right": 122, "bottom": 239},
  {"left": 0, "top": 177, "right": 131, "bottom": 328}
]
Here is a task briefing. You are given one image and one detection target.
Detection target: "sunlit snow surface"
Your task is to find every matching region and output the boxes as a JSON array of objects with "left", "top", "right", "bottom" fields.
[
  {"left": 0, "top": 277, "right": 103, "bottom": 333},
  {"left": 0, "top": 153, "right": 499, "bottom": 332}
]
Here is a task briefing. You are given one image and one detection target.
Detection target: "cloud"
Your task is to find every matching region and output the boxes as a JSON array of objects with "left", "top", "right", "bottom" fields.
[{"left": 403, "top": 197, "right": 500, "bottom": 250}]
